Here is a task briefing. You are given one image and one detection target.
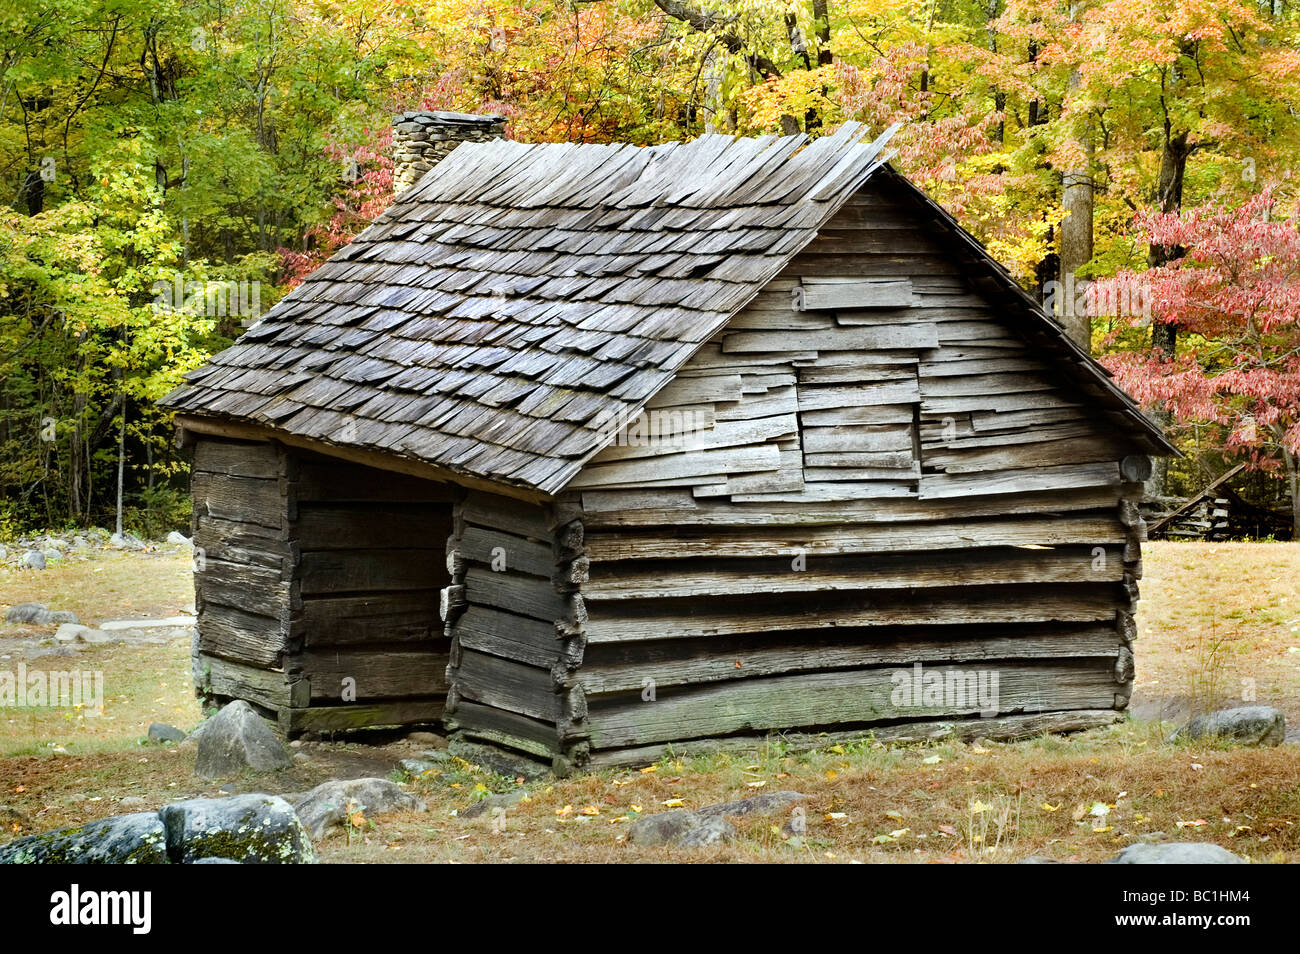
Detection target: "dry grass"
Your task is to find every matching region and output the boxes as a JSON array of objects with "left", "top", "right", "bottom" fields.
[
  {"left": 1137, "top": 542, "right": 1300, "bottom": 724},
  {"left": 1, "top": 540, "right": 1297, "bottom": 863},
  {"left": 0, "top": 548, "right": 202, "bottom": 757}
]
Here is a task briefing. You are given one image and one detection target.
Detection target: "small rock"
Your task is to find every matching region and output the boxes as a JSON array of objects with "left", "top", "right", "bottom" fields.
[
  {"left": 119, "top": 796, "right": 147, "bottom": 807},
  {"left": 0, "top": 812, "right": 167, "bottom": 864},
  {"left": 109, "top": 531, "right": 144, "bottom": 549},
  {"left": 629, "top": 809, "right": 735, "bottom": 847},
  {"left": 41, "top": 548, "right": 62, "bottom": 564},
  {"left": 287, "top": 778, "right": 425, "bottom": 840},
  {"left": 147, "top": 723, "right": 186, "bottom": 744},
  {"left": 191, "top": 700, "right": 292, "bottom": 779},
  {"left": 5, "top": 603, "right": 79, "bottom": 626},
  {"left": 1018, "top": 856, "right": 1064, "bottom": 864},
  {"left": 461, "top": 789, "right": 529, "bottom": 819},
  {"left": 219, "top": 783, "right": 237, "bottom": 795},
  {"left": 189, "top": 856, "right": 241, "bottom": 864},
  {"left": 165, "top": 531, "right": 192, "bottom": 546},
  {"left": 159, "top": 794, "right": 315, "bottom": 863},
  {"left": 20, "top": 551, "right": 45, "bottom": 570},
  {"left": 1108, "top": 843, "right": 1246, "bottom": 864},
  {"left": 1173, "top": 706, "right": 1285, "bottom": 747}
]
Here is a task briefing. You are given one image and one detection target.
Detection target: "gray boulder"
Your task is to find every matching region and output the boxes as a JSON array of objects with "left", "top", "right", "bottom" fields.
[
  {"left": 0, "top": 812, "right": 168, "bottom": 864},
  {"left": 1174, "top": 706, "right": 1285, "bottom": 747},
  {"left": 191, "top": 700, "right": 292, "bottom": 778},
  {"left": 287, "top": 778, "right": 425, "bottom": 840},
  {"left": 1108, "top": 843, "right": 1246, "bottom": 864},
  {"left": 629, "top": 809, "right": 735, "bottom": 847},
  {"left": 147, "top": 723, "right": 186, "bottom": 744},
  {"left": 165, "top": 531, "right": 192, "bottom": 546},
  {"left": 628, "top": 790, "right": 806, "bottom": 848},
  {"left": 5, "top": 603, "right": 79, "bottom": 626},
  {"left": 696, "top": 791, "right": 807, "bottom": 819},
  {"left": 20, "top": 550, "right": 45, "bottom": 570},
  {"left": 160, "top": 795, "right": 314, "bottom": 863}
]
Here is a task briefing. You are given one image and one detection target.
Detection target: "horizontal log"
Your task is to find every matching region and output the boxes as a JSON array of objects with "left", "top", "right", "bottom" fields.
[
  {"left": 452, "top": 606, "right": 561, "bottom": 669},
  {"left": 295, "top": 591, "right": 441, "bottom": 646},
  {"left": 449, "top": 699, "right": 563, "bottom": 758},
  {"left": 299, "top": 648, "right": 449, "bottom": 701},
  {"left": 582, "top": 584, "right": 1122, "bottom": 643},
  {"left": 282, "top": 699, "right": 444, "bottom": 734},
  {"left": 585, "top": 661, "right": 1120, "bottom": 748},
  {"left": 195, "top": 652, "right": 307, "bottom": 710},
  {"left": 583, "top": 545, "right": 1124, "bottom": 601},
  {"left": 192, "top": 472, "right": 284, "bottom": 530},
  {"left": 292, "top": 455, "right": 459, "bottom": 503},
  {"left": 458, "top": 525, "right": 556, "bottom": 579},
  {"left": 294, "top": 505, "right": 453, "bottom": 551},
  {"left": 198, "top": 603, "right": 286, "bottom": 667},
  {"left": 578, "top": 623, "right": 1123, "bottom": 694},
  {"left": 455, "top": 649, "right": 559, "bottom": 723},
  {"left": 299, "top": 549, "right": 440, "bottom": 594},
  {"left": 583, "top": 515, "right": 1126, "bottom": 562},
  {"left": 193, "top": 438, "right": 282, "bottom": 479}
]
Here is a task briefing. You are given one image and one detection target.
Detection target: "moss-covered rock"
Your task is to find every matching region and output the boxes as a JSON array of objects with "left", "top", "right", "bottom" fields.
[
  {"left": 159, "top": 795, "right": 314, "bottom": 864},
  {"left": 0, "top": 813, "right": 167, "bottom": 864}
]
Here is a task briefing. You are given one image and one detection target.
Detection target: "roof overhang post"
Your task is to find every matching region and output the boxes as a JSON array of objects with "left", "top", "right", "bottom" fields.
[{"left": 391, "top": 111, "right": 507, "bottom": 196}]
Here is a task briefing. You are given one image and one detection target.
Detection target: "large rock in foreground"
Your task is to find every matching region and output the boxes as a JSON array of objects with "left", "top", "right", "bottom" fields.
[
  {"left": 288, "top": 778, "right": 424, "bottom": 840},
  {"left": 1108, "top": 843, "right": 1246, "bottom": 864},
  {"left": 191, "top": 700, "right": 292, "bottom": 778},
  {"left": 0, "top": 795, "right": 314, "bottom": 864},
  {"left": 0, "top": 813, "right": 167, "bottom": 864},
  {"left": 1173, "top": 706, "right": 1285, "bottom": 747},
  {"left": 159, "top": 795, "right": 314, "bottom": 863}
]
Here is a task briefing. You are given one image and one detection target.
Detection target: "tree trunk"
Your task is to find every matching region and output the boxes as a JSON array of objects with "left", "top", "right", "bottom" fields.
[
  {"left": 1059, "top": 71, "right": 1094, "bottom": 351},
  {"left": 1145, "top": 128, "right": 1191, "bottom": 495},
  {"left": 1283, "top": 446, "right": 1300, "bottom": 542},
  {"left": 115, "top": 403, "right": 126, "bottom": 538}
]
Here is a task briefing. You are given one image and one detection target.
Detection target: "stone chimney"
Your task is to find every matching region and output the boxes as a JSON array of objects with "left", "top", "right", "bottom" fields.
[{"left": 391, "top": 111, "right": 507, "bottom": 195}]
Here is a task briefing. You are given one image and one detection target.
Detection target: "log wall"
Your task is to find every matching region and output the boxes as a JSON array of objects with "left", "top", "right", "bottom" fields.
[
  {"left": 545, "top": 177, "right": 1151, "bottom": 769},
  {"left": 191, "top": 438, "right": 457, "bottom": 733}
]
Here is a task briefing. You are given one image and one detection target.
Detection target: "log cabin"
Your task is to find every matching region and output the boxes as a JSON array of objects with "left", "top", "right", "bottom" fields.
[{"left": 162, "top": 112, "right": 1175, "bottom": 773}]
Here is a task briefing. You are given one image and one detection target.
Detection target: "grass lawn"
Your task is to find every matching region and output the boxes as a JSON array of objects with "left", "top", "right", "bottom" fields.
[{"left": 0, "top": 540, "right": 1297, "bottom": 863}]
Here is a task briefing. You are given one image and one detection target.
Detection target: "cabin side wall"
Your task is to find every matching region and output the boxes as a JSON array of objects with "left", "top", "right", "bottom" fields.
[
  {"left": 442, "top": 491, "right": 588, "bottom": 772},
  {"left": 560, "top": 178, "right": 1148, "bottom": 769},
  {"left": 191, "top": 438, "right": 457, "bottom": 733}
]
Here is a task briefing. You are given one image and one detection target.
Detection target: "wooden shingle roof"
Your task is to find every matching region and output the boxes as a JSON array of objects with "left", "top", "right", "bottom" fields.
[
  {"left": 164, "top": 123, "right": 897, "bottom": 494},
  {"left": 164, "top": 121, "right": 1171, "bottom": 495}
]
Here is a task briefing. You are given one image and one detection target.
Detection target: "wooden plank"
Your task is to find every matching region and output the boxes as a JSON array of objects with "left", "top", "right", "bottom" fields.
[
  {"left": 300, "top": 648, "right": 449, "bottom": 701},
  {"left": 295, "top": 591, "right": 441, "bottom": 646},
  {"left": 918, "top": 462, "right": 1120, "bottom": 500},
  {"left": 583, "top": 585, "right": 1121, "bottom": 643},
  {"left": 295, "top": 505, "right": 453, "bottom": 551},
  {"left": 283, "top": 699, "right": 444, "bottom": 734},
  {"left": 196, "top": 652, "right": 306, "bottom": 710},
  {"left": 578, "top": 624, "right": 1123, "bottom": 694},
  {"left": 721, "top": 324, "right": 937, "bottom": 352},
  {"left": 458, "top": 525, "right": 556, "bottom": 578},
  {"left": 453, "top": 606, "right": 560, "bottom": 669},
  {"left": 797, "top": 278, "right": 915, "bottom": 310},
  {"left": 585, "top": 661, "right": 1120, "bottom": 748},
  {"left": 299, "top": 549, "right": 440, "bottom": 594},
  {"left": 569, "top": 444, "right": 781, "bottom": 489},
  {"left": 464, "top": 566, "right": 569, "bottom": 621},
  {"left": 193, "top": 438, "right": 281, "bottom": 479},
  {"left": 192, "top": 472, "right": 283, "bottom": 530},
  {"left": 292, "top": 455, "right": 460, "bottom": 503},
  {"left": 197, "top": 604, "right": 285, "bottom": 667},
  {"left": 582, "top": 545, "right": 1124, "bottom": 600},
  {"left": 455, "top": 649, "right": 558, "bottom": 723}
]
